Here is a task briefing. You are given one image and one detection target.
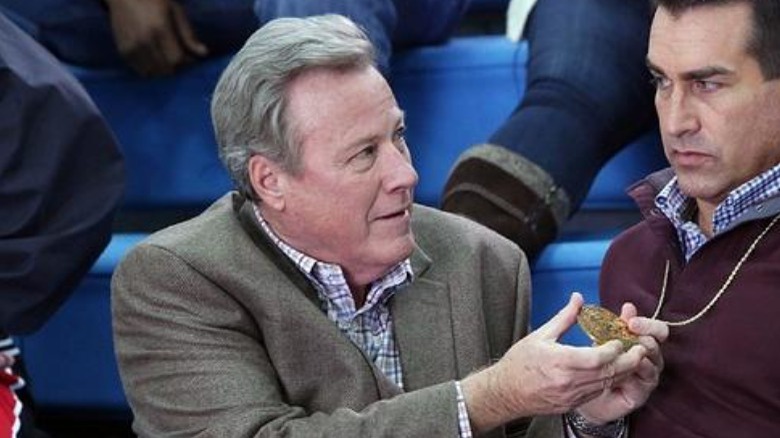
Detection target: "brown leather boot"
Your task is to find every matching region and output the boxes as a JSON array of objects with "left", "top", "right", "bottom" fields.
[{"left": 441, "top": 144, "right": 570, "bottom": 259}]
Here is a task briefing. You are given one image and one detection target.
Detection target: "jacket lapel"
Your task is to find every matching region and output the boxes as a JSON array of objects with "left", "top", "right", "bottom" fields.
[
  {"left": 234, "top": 194, "right": 322, "bottom": 307},
  {"left": 392, "top": 247, "right": 458, "bottom": 391}
]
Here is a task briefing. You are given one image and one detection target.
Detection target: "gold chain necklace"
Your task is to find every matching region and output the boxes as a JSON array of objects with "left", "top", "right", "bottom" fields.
[{"left": 651, "top": 213, "right": 780, "bottom": 327}]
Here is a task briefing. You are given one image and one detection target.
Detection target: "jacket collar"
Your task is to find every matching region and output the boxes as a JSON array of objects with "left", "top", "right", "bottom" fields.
[
  {"left": 234, "top": 193, "right": 322, "bottom": 307},
  {"left": 627, "top": 167, "right": 675, "bottom": 218}
]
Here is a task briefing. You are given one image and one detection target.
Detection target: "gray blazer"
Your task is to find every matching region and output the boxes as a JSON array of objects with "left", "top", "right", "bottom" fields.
[{"left": 112, "top": 193, "right": 561, "bottom": 437}]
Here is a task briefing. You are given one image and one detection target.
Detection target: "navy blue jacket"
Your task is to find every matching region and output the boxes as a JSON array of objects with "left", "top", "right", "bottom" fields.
[{"left": 0, "top": 11, "right": 124, "bottom": 334}]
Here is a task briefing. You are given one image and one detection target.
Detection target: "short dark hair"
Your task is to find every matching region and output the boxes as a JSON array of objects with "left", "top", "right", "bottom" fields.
[{"left": 652, "top": 0, "right": 780, "bottom": 79}]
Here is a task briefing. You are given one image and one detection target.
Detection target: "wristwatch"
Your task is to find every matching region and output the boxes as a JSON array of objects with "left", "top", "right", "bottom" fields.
[{"left": 565, "top": 411, "right": 625, "bottom": 438}]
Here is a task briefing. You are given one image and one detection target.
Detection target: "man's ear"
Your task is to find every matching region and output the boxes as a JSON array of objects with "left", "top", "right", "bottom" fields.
[{"left": 248, "top": 155, "right": 285, "bottom": 211}]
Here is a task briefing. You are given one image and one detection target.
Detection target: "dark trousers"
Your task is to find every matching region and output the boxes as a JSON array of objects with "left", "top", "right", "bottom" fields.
[{"left": 490, "top": 0, "right": 657, "bottom": 209}]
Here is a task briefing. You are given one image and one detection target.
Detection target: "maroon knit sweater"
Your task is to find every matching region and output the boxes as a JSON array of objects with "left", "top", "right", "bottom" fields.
[{"left": 600, "top": 170, "right": 780, "bottom": 437}]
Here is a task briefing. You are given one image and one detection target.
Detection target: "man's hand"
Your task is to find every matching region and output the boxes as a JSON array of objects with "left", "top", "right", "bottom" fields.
[
  {"left": 462, "top": 293, "right": 668, "bottom": 432},
  {"left": 104, "top": 0, "right": 208, "bottom": 76},
  {"left": 462, "top": 293, "right": 649, "bottom": 433},
  {"left": 573, "top": 302, "right": 668, "bottom": 425}
]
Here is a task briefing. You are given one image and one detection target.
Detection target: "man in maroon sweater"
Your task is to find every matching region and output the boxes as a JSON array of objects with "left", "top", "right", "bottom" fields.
[{"left": 600, "top": 0, "right": 780, "bottom": 436}]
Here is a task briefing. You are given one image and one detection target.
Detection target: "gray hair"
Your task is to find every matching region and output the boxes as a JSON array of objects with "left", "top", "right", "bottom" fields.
[{"left": 211, "top": 14, "right": 376, "bottom": 200}]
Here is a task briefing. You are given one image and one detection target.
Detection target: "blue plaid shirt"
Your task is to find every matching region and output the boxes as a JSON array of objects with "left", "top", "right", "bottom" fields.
[
  {"left": 254, "top": 206, "right": 473, "bottom": 437},
  {"left": 656, "top": 164, "right": 780, "bottom": 260}
]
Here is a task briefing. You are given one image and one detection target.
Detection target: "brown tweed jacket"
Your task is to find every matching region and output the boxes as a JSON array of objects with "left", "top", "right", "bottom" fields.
[{"left": 112, "top": 193, "right": 561, "bottom": 437}]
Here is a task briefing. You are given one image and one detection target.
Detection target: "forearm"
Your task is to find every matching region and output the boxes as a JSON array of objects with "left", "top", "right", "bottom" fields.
[{"left": 460, "top": 366, "right": 518, "bottom": 434}]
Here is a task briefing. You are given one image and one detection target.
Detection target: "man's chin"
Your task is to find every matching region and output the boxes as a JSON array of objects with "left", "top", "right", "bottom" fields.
[
  {"left": 675, "top": 176, "right": 726, "bottom": 204},
  {"left": 385, "top": 234, "right": 416, "bottom": 261}
]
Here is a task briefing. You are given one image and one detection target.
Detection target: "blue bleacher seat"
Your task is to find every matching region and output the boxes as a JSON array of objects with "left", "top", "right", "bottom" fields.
[
  {"left": 67, "top": 63, "right": 232, "bottom": 209},
  {"left": 20, "top": 34, "right": 665, "bottom": 415}
]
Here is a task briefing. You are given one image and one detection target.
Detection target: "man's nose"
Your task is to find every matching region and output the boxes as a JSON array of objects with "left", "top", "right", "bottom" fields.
[
  {"left": 658, "top": 88, "right": 700, "bottom": 138},
  {"left": 382, "top": 143, "right": 419, "bottom": 192}
]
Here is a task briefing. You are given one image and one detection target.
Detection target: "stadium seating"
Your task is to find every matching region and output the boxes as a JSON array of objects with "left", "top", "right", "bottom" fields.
[{"left": 19, "top": 34, "right": 666, "bottom": 415}]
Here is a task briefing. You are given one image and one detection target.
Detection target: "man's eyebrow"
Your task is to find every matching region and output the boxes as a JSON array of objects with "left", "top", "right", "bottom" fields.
[
  {"left": 396, "top": 109, "right": 406, "bottom": 126},
  {"left": 646, "top": 58, "right": 664, "bottom": 75},
  {"left": 346, "top": 109, "right": 407, "bottom": 149},
  {"left": 680, "top": 66, "right": 734, "bottom": 81},
  {"left": 645, "top": 58, "right": 733, "bottom": 80}
]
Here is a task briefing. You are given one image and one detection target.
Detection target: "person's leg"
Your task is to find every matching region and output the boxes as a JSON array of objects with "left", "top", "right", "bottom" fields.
[
  {"left": 254, "top": 0, "right": 469, "bottom": 74},
  {"left": 255, "top": 0, "right": 396, "bottom": 73},
  {"left": 1, "top": 0, "right": 256, "bottom": 69},
  {"left": 180, "top": 1, "right": 258, "bottom": 57},
  {"left": 443, "top": 0, "right": 656, "bottom": 257},
  {"left": 0, "top": 0, "right": 120, "bottom": 67},
  {"left": 391, "top": 0, "right": 470, "bottom": 48},
  {"left": 493, "top": 0, "right": 655, "bottom": 207}
]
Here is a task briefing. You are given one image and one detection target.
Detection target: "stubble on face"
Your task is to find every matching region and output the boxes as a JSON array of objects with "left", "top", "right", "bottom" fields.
[{"left": 650, "top": 4, "right": 780, "bottom": 211}]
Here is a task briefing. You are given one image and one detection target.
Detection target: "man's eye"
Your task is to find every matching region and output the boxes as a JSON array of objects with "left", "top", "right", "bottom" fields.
[
  {"left": 355, "top": 145, "right": 377, "bottom": 160},
  {"left": 650, "top": 75, "right": 670, "bottom": 90},
  {"left": 393, "top": 126, "right": 407, "bottom": 142},
  {"left": 693, "top": 80, "right": 720, "bottom": 92}
]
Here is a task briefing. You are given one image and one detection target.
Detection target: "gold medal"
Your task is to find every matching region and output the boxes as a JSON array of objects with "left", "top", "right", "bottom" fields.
[{"left": 577, "top": 305, "right": 639, "bottom": 351}]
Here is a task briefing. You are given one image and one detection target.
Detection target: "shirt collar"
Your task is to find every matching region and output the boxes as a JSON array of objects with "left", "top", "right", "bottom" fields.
[
  {"left": 251, "top": 204, "right": 413, "bottom": 309},
  {"left": 655, "top": 164, "right": 780, "bottom": 258}
]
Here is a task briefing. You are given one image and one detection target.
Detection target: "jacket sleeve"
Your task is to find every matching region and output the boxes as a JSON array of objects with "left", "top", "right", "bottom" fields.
[{"left": 0, "top": 12, "right": 125, "bottom": 334}]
